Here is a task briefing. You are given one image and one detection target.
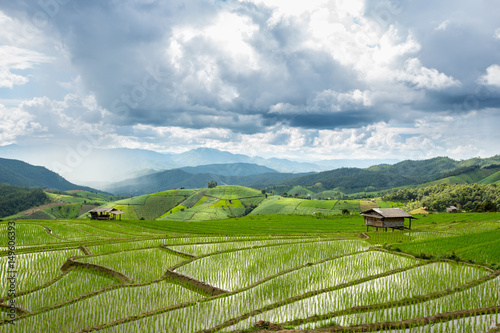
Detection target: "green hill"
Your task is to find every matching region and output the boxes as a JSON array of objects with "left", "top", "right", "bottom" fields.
[
  {"left": 0, "top": 185, "right": 50, "bottom": 218},
  {"left": 267, "top": 156, "right": 500, "bottom": 196},
  {"left": 79, "top": 185, "right": 389, "bottom": 222},
  {"left": 83, "top": 185, "right": 266, "bottom": 221},
  {"left": 3, "top": 189, "right": 122, "bottom": 220},
  {"left": 0, "top": 157, "right": 100, "bottom": 192}
]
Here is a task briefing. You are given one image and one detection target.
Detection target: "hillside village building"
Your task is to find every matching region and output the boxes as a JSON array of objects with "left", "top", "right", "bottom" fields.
[{"left": 360, "top": 208, "right": 415, "bottom": 232}]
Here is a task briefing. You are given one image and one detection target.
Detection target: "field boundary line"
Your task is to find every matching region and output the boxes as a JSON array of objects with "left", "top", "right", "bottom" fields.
[
  {"left": 164, "top": 270, "right": 228, "bottom": 296},
  {"left": 218, "top": 249, "right": 370, "bottom": 300},
  {"left": 72, "top": 244, "right": 174, "bottom": 259},
  {"left": 0, "top": 276, "right": 169, "bottom": 326},
  {"left": 198, "top": 261, "right": 430, "bottom": 333},
  {"left": 62, "top": 258, "right": 134, "bottom": 284},
  {"left": 0, "top": 267, "right": 75, "bottom": 304},
  {"left": 315, "top": 305, "right": 500, "bottom": 332},
  {"left": 40, "top": 224, "right": 65, "bottom": 239},
  {"left": 79, "top": 245, "right": 92, "bottom": 255},
  {"left": 168, "top": 238, "right": 359, "bottom": 271},
  {"left": 76, "top": 299, "right": 199, "bottom": 333},
  {"left": 163, "top": 235, "right": 323, "bottom": 247},
  {"left": 160, "top": 245, "right": 197, "bottom": 258},
  {"left": 70, "top": 249, "right": 373, "bottom": 332},
  {"left": 283, "top": 269, "right": 500, "bottom": 327},
  {"left": 0, "top": 302, "right": 30, "bottom": 316}
]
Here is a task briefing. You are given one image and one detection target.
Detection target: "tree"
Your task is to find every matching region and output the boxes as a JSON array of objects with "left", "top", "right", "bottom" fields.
[
  {"left": 261, "top": 189, "right": 266, "bottom": 195},
  {"left": 342, "top": 208, "right": 350, "bottom": 215},
  {"left": 208, "top": 181, "right": 217, "bottom": 188}
]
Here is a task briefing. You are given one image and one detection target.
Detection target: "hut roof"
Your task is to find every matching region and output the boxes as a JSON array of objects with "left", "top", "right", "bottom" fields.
[
  {"left": 90, "top": 208, "right": 125, "bottom": 215},
  {"left": 360, "top": 208, "right": 414, "bottom": 219}
]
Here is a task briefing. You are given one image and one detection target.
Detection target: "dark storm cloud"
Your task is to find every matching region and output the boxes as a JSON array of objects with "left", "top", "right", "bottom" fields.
[{"left": 2, "top": 0, "right": 500, "bottom": 136}]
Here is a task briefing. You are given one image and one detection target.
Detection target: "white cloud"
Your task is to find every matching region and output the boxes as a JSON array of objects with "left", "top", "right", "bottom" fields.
[
  {"left": 495, "top": 28, "right": 500, "bottom": 39},
  {"left": 397, "top": 58, "right": 461, "bottom": 90},
  {"left": 435, "top": 19, "right": 450, "bottom": 31},
  {"left": 0, "top": 45, "right": 52, "bottom": 88},
  {"left": 479, "top": 64, "right": 500, "bottom": 86},
  {"left": 0, "top": 103, "right": 45, "bottom": 144}
]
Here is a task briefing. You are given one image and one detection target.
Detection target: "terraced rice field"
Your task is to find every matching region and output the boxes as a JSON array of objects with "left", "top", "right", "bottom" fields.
[{"left": 1, "top": 215, "right": 499, "bottom": 332}]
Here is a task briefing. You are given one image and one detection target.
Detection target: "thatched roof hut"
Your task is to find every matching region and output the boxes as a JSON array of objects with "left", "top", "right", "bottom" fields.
[
  {"left": 360, "top": 208, "right": 415, "bottom": 232},
  {"left": 89, "top": 208, "right": 125, "bottom": 220}
]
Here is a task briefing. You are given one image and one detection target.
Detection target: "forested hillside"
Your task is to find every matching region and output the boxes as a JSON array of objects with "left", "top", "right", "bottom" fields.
[
  {"left": 0, "top": 157, "right": 98, "bottom": 192},
  {"left": 271, "top": 156, "right": 500, "bottom": 195},
  {"left": 383, "top": 183, "right": 500, "bottom": 212},
  {"left": 0, "top": 185, "right": 50, "bottom": 218}
]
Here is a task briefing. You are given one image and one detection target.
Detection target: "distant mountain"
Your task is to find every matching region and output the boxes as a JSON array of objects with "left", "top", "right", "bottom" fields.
[
  {"left": 171, "top": 148, "right": 322, "bottom": 173},
  {"left": 1, "top": 145, "right": 394, "bottom": 186},
  {"left": 180, "top": 163, "right": 278, "bottom": 176},
  {"left": 0, "top": 157, "right": 101, "bottom": 192},
  {"left": 270, "top": 155, "right": 500, "bottom": 194},
  {"left": 0, "top": 144, "right": 178, "bottom": 186},
  {"left": 105, "top": 165, "right": 309, "bottom": 196}
]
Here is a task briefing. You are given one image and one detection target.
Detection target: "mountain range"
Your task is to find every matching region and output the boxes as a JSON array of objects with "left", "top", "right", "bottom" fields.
[
  {"left": 1, "top": 145, "right": 500, "bottom": 198},
  {"left": 106, "top": 156, "right": 500, "bottom": 196},
  {"left": 0, "top": 144, "right": 398, "bottom": 186}
]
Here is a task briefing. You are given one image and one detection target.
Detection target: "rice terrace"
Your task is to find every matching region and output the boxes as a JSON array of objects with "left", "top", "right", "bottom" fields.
[{"left": 1, "top": 185, "right": 499, "bottom": 332}]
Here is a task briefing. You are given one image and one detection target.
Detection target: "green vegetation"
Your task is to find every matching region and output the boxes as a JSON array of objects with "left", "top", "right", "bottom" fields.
[
  {"left": 0, "top": 157, "right": 99, "bottom": 192},
  {"left": 383, "top": 183, "right": 500, "bottom": 212},
  {"left": 0, "top": 185, "right": 49, "bottom": 218},
  {"left": 1, "top": 207, "right": 499, "bottom": 332}
]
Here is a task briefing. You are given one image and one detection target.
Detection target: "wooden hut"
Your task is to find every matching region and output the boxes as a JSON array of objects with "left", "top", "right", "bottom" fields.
[
  {"left": 360, "top": 208, "right": 415, "bottom": 232},
  {"left": 446, "top": 206, "right": 459, "bottom": 213},
  {"left": 89, "top": 208, "right": 125, "bottom": 220}
]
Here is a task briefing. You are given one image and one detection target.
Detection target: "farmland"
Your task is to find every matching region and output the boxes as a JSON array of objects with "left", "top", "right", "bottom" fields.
[
  {"left": 2, "top": 185, "right": 409, "bottom": 222},
  {"left": 0, "top": 212, "right": 499, "bottom": 332}
]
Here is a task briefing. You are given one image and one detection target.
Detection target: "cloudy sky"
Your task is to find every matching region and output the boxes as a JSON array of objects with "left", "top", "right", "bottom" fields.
[{"left": 1, "top": 0, "right": 500, "bottom": 163}]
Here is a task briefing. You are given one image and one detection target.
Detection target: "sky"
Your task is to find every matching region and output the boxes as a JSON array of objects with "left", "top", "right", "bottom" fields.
[{"left": 1, "top": 0, "right": 500, "bottom": 163}]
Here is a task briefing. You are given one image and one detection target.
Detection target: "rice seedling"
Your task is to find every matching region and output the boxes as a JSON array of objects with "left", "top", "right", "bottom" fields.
[
  {"left": 176, "top": 240, "right": 369, "bottom": 291},
  {"left": 230, "top": 261, "right": 491, "bottom": 330},
  {"left": 14, "top": 267, "right": 121, "bottom": 311},
  {"left": 168, "top": 237, "right": 324, "bottom": 256},
  {"left": 376, "top": 313, "right": 500, "bottom": 333},
  {"left": 298, "top": 276, "right": 500, "bottom": 329},
  {"left": 2, "top": 281, "right": 201, "bottom": 333},
  {"left": 63, "top": 222, "right": 133, "bottom": 238},
  {"left": 88, "top": 237, "right": 172, "bottom": 255},
  {"left": 102, "top": 251, "right": 419, "bottom": 333},
  {"left": 1, "top": 212, "right": 499, "bottom": 332},
  {"left": 0, "top": 249, "right": 81, "bottom": 297},
  {"left": 77, "top": 248, "right": 186, "bottom": 283},
  {"left": 35, "top": 221, "right": 99, "bottom": 241},
  {"left": 0, "top": 222, "right": 65, "bottom": 247}
]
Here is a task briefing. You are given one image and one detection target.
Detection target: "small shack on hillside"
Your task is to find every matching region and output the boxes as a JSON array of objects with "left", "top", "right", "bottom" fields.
[
  {"left": 446, "top": 206, "right": 459, "bottom": 213},
  {"left": 89, "top": 208, "right": 125, "bottom": 220},
  {"left": 360, "top": 208, "right": 415, "bottom": 232}
]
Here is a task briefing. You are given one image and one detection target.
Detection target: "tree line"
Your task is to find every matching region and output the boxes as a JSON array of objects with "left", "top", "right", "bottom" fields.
[
  {"left": 0, "top": 185, "right": 50, "bottom": 218},
  {"left": 382, "top": 183, "right": 500, "bottom": 212}
]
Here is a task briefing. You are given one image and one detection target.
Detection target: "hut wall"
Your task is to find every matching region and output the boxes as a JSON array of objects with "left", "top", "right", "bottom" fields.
[
  {"left": 364, "top": 217, "right": 384, "bottom": 227},
  {"left": 382, "top": 218, "right": 405, "bottom": 228}
]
